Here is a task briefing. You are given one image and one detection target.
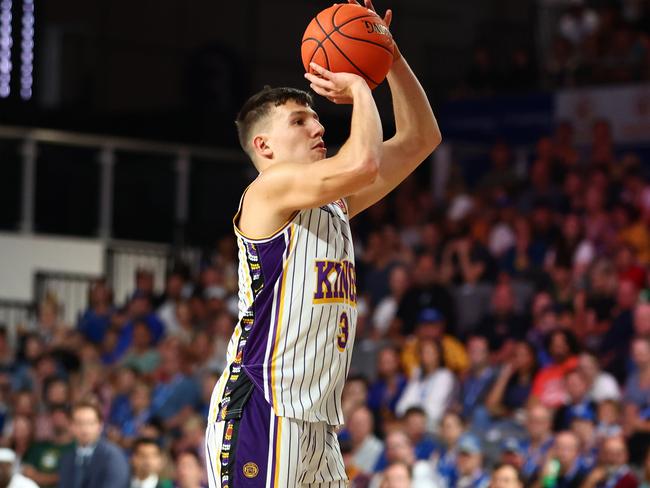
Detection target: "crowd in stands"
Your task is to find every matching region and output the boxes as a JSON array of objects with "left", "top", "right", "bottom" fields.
[
  {"left": 459, "top": 0, "right": 650, "bottom": 96},
  {"left": 0, "top": 115, "right": 648, "bottom": 488}
]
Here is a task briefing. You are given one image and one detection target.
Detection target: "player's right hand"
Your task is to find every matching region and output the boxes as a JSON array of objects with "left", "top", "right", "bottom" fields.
[{"left": 305, "top": 62, "right": 369, "bottom": 105}]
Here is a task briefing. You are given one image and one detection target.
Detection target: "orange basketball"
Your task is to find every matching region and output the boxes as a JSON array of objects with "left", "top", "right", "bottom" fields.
[{"left": 301, "top": 3, "right": 394, "bottom": 89}]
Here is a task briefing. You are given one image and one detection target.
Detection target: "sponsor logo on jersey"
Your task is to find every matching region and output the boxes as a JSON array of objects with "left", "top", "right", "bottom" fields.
[{"left": 313, "top": 259, "right": 357, "bottom": 305}]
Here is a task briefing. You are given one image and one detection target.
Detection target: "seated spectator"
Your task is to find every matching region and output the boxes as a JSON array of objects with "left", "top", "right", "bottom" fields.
[
  {"left": 581, "top": 436, "right": 638, "bottom": 488},
  {"left": 130, "top": 437, "right": 172, "bottom": 488},
  {"left": 348, "top": 406, "right": 384, "bottom": 476},
  {"left": 530, "top": 329, "right": 580, "bottom": 408},
  {"left": 396, "top": 340, "right": 455, "bottom": 433},
  {"left": 156, "top": 271, "right": 188, "bottom": 338},
  {"left": 568, "top": 404, "right": 598, "bottom": 470},
  {"left": 456, "top": 335, "right": 496, "bottom": 430},
  {"left": 596, "top": 399, "right": 623, "bottom": 439},
  {"left": 456, "top": 434, "right": 490, "bottom": 488},
  {"left": 578, "top": 350, "right": 621, "bottom": 402},
  {"left": 0, "top": 448, "right": 37, "bottom": 488},
  {"left": 370, "top": 430, "right": 437, "bottom": 488},
  {"left": 622, "top": 336, "right": 650, "bottom": 464},
  {"left": 537, "top": 431, "right": 588, "bottom": 488},
  {"left": 401, "top": 308, "right": 468, "bottom": 378},
  {"left": 367, "top": 346, "right": 407, "bottom": 426},
  {"left": 402, "top": 408, "right": 438, "bottom": 462},
  {"left": 77, "top": 278, "right": 115, "bottom": 345},
  {"left": 497, "top": 439, "right": 526, "bottom": 473},
  {"left": 341, "top": 376, "right": 370, "bottom": 436},
  {"left": 379, "top": 461, "right": 412, "bottom": 488},
  {"left": 476, "top": 283, "right": 527, "bottom": 362},
  {"left": 172, "top": 450, "right": 206, "bottom": 488},
  {"left": 431, "top": 411, "right": 466, "bottom": 488},
  {"left": 120, "top": 321, "right": 161, "bottom": 375},
  {"left": 150, "top": 341, "right": 200, "bottom": 431},
  {"left": 489, "top": 463, "right": 524, "bottom": 488},
  {"left": 392, "top": 254, "right": 456, "bottom": 339},
  {"left": 486, "top": 340, "right": 538, "bottom": 419},
  {"left": 372, "top": 265, "right": 410, "bottom": 339},
  {"left": 553, "top": 368, "right": 596, "bottom": 431},
  {"left": 521, "top": 405, "right": 555, "bottom": 484},
  {"left": 58, "top": 401, "right": 130, "bottom": 488},
  {"left": 21, "top": 405, "right": 74, "bottom": 488},
  {"left": 108, "top": 381, "right": 152, "bottom": 448},
  {"left": 112, "top": 293, "right": 166, "bottom": 363}
]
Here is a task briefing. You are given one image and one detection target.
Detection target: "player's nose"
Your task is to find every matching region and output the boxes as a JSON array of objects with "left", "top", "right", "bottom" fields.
[{"left": 311, "top": 119, "right": 325, "bottom": 137}]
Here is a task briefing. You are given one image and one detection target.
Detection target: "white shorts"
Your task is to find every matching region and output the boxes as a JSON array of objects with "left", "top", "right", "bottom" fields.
[{"left": 205, "top": 386, "right": 348, "bottom": 487}]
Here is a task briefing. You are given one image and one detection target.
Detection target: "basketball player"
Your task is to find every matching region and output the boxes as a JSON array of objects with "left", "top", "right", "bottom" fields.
[{"left": 205, "top": 1, "right": 441, "bottom": 486}]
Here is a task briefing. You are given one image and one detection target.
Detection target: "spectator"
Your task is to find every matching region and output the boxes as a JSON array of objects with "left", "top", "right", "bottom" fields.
[
  {"left": 578, "top": 350, "right": 621, "bottom": 402},
  {"left": 476, "top": 283, "right": 527, "bottom": 362},
  {"left": 77, "top": 279, "right": 114, "bottom": 345},
  {"left": 121, "top": 321, "right": 161, "bottom": 375},
  {"left": 569, "top": 404, "right": 598, "bottom": 470},
  {"left": 379, "top": 461, "right": 412, "bottom": 488},
  {"left": 486, "top": 340, "right": 538, "bottom": 419},
  {"left": 58, "top": 401, "right": 130, "bottom": 488},
  {"left": 622, "top": 336, "right": 650, "bottom": 464},
  {"left": 130, "top": 437, "right": 172, "bottom": 488},
  {"left": 348, "top": 406, "right": 384, "bottom": 475},
  {"left": 553, "top": 368, "right": 596, "bottom": 431},
  {"left": 457, "top": 335, "right": 496, "bottom": 429},
  {"left": 558, "top": 0, "right": 599, "bottom": 46},
  {"left": 538, "top": 431, "right": 588, "bottom": 488},
  {"left": 172, "top": 450, "right": 207, "bottom": 488},
  {"left": 367, "top": 346, "right": 408, "bottom": 425},
  {"left": 373, "top": 265, "right": 411, "bottom": 339},
  {"left": 497, "top": 439, "right": 526, "bottom": 473},
  {"left": 581, "top": 436, "right": 638, "bottom": 488},
  {"left": 521, "top": 405, "right": 554, "bottom": 483},
  {"left": 0, "top": 448, "right": 38, "bottom": 488},
  {"left": 401, "top": 309, "right": 468, "bottom": 378},
  {"left": 396, "top": 340, "right": 455, "bottom": 432},
  {"left": 156, "top": 271, "right": 188, "bottom": 338},
  {"left": 456, "top": 434, "right": 490, "bottom": 488},
  {"left": 370, "top": 430, "right": 436, "bottom": 488},
  {"left": 530, "top": 329, "right": 580, "bottom": 408},
  {"left": 431, "top": 411, "right": 466, "bottom": 488},
  {"left": 108, "top": 381, "right": 152, "bottom": 448},
  {"left": 402, "top": 408, "right": 438, "bottom": 462},
  {"left": 22, "top": 406, "right": 74, "bottom": 488},
  {"left": 393, "top": 254, "right": 456, "bottom": 338},
  {"left": 489, "top": 463, "right": 523, "bottom": 488}
]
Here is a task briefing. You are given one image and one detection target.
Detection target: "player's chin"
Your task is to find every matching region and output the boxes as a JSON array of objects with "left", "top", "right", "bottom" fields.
[{"left": 311, "top": 147, "right": 327, "bottom": 160}]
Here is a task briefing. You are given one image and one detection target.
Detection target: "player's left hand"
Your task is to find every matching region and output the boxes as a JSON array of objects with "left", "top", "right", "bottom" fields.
[
  {"left": 348, "top": 0, "right": 392, "bottom": 29},
  {"left": 348, "top": 0, "right": 401, "bottom": 61}
]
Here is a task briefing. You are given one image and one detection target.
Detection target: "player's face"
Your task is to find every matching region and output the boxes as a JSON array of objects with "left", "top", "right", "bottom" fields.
[{"left": 267, "top": 101, "right": 326, "bottom": 163}]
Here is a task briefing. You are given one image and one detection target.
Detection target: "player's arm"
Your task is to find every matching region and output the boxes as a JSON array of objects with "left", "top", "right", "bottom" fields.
[
  {"left": 247, "top": 66, "right": 382, "bottom": 213},
  {"left": 346, "top": 1, "right": 442, "bottom": 219}
]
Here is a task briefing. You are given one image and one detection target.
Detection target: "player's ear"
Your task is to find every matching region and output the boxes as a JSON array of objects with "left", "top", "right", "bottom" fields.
[{"left": 252, "top": 135, "right": 273, "bottom": 159}]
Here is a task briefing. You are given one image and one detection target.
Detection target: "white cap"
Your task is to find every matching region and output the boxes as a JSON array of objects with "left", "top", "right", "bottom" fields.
[{"left": 0, "top": 448, "right": 16, "bottom": 463}]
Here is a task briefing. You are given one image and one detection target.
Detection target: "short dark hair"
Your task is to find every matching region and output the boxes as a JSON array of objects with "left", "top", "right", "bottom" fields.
[
  {"left": 132, "top": 437, "right": 162, "bottom": 454},
  {"left": 235, "top": 86, "right": 314, "bottom": 156}
]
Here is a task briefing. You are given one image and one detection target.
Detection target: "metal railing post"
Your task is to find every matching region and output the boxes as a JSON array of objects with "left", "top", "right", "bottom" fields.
[
  {"left": 19, "top": 138, "right": 37, "bottom": 234},
  {"left": 98, "top": 146, "right": 115, "bottom": 240}
]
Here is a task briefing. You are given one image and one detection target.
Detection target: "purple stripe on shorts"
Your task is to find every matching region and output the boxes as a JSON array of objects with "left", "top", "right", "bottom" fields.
[{"left": 233, "top": 387, "right": 273, "bottom": 486}]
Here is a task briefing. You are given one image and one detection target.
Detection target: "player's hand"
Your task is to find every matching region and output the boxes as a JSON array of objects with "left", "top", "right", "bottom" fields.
[
  {"left": 304, "top": 62, "right": 368, "bottom": 104},
  {"left": 348, "top": 0, "right": 401, "bottom": 61},
  {"left": 348, "top": 0, "right": 392, "bottom": 28}
]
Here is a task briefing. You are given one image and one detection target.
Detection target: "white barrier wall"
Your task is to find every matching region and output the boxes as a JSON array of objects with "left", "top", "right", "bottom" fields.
[{"left": 0, "top": 233, "right": 104, "bottom": 301}]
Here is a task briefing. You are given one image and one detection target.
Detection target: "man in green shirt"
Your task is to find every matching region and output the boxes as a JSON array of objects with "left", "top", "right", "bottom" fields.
[{"left": 22, "top": 405, "right": 75, "bottom": 488}]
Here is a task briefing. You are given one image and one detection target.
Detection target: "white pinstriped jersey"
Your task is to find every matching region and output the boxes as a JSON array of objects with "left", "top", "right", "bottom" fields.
[{"left": 209, "top": 197, "right": 357, "bottom": 426}]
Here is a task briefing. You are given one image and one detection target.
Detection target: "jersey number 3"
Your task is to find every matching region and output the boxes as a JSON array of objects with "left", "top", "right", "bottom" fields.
[{"left": 337, "top": 312, "right": 349, "bottom": 352}]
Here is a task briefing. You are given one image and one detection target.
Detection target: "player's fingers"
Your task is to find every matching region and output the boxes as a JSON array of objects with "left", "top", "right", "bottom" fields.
[
  {"left": 305, "top": 73, "right": 336, "bottom": 91},
  {"left": 309, "top": 62, "right": 334, "bottom": 79},
  {"left": 347, "top": 0, "right": 362, "bottom": 6},
  {"left": 364, "top": 0, "right": 376, "bottom": 13},
  {"left": 384, "top": 9, "right": 392, "bottom": 27}
]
